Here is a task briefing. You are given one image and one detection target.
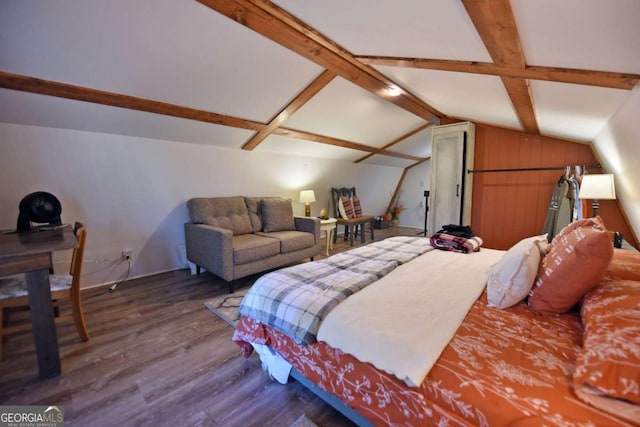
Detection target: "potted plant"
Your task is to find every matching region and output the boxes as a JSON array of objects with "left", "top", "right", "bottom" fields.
[{"left": 390, "top": 199, "right": 404, "bottom": 227}]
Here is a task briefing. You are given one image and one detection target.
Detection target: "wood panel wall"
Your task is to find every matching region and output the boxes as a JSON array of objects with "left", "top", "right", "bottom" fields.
[{"left": 464, "top": 123, "right": 636, "bottom": 250}]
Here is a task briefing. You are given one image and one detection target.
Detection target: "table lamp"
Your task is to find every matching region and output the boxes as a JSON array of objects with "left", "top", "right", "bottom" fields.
[
  {"left": 578, "top": 174, "right": 616, "bottom": 217},
  {"left": 299, "top": 190, "right": 316, "bottom": 217}
]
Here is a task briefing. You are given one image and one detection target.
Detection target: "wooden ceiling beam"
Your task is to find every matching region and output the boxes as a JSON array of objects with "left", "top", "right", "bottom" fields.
[
  {"left": 0, "top": 70, "right": 423, "bottom": 161},
  {"left": 0, "top": 70, "right": 264, "bottom": 132},
  {"left": 357, "top": 57, "right": 640, "bottom": 90},
  {"left": 462, "top": 0, "right": 539, "bottom": 134},
  {"left": 386, "top": 168, "right": 409, "bottom": 215},
  {"left": 242, "top": 69, "right": 337, "bottom": 150},
  {"left": 197, "top": 0, "right": 442, "bottom": 122},
  {"left": 462, "top": 0, "right": 525, "bottom": 68},
  {"left": 354, "top": 123, "right": 432, "bottom": 163},
  {"left": 272, "top": 127, "right": 426, "bottom": 162},
  {"left": 501, "top": 76, "right": 538, "bottom": 133}
]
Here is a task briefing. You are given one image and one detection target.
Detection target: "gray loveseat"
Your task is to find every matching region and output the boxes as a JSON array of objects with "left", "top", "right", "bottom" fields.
[{"left": 184, "top": 196, "right": 320, "bottom": 292}]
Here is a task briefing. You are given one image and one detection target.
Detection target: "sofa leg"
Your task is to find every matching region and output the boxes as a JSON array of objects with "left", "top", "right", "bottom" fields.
[
  {"left": 228, "top": 280, "right": 235, "bottom": 294},
  {"left": 310, "top": 257, "right": 314, "bottom": 262},
  {"left": 196, "top": 265, "right": 201, "bottom": 275}
]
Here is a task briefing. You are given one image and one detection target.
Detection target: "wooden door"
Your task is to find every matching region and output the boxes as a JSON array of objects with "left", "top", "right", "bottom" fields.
[{"left": 428, "top": 122, "right": 475, "bottom": 234}]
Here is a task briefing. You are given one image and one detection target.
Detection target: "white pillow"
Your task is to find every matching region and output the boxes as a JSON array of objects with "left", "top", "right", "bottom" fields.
[
  {"left": 487, "top": 234, "right": 548, "bottom": 309},
  {"left": 338, "top": 197, "right": 349, "bottom": 220}
]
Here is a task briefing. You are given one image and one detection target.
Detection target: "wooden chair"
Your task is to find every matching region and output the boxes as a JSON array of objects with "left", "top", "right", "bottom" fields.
[
  {"left": 331, "top": 187, "right": 375, "bottom": 246},
  {"left": 0, "top": 222, "right": 90, "bottom": 360}
]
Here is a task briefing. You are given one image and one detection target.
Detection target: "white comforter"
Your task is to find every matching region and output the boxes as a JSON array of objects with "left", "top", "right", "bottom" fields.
[{"left": 317, "top": 247, "right": 505, "bottom": 387}]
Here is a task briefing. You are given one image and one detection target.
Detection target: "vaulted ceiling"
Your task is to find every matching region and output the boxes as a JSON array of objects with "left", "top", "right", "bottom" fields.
[{"left": 1, "top": 0, "right": 639, "bottom": 169}]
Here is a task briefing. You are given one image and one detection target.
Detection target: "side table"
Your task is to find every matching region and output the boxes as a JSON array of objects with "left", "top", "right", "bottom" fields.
[{"left": 320, "top": 218, "right": 337, "bottom": 256}]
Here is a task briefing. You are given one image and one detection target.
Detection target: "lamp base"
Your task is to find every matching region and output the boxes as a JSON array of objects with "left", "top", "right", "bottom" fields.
[
  {"left": 592, "top": 200, "right": 600, "bottom": 217},
  {"left": 305, "top": 203, "right": 311, "bottom": 217}
]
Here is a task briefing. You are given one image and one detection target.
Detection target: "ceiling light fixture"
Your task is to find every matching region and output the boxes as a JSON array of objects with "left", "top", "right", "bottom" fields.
[{"left": 385, "top": 85, "right": 402, "bottom": 97}]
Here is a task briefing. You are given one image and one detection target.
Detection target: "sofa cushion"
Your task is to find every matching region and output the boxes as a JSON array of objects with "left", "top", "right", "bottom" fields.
[
  {"left": 188, "top": 197, "right": 252, "bottom": 236},
  {"left": 256, "top": 230, "right": 315, "bottom": 253},
  {"left": 245, "top": 196, "right": 283, "bottom": 232},
  {"left": 261, "top": 198, "right": 295, "bottom": 232},
  {"left": 233, "top": 234, "right": 280, "bottom": 265}
]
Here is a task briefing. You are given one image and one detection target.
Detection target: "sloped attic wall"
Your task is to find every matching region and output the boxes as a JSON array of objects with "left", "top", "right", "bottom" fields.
[
  {"left": 0, "top": 123, "right": 403, "bottom": 288},
  {"left": 594, "top": 84, "right": 640, "bottom": 245}
]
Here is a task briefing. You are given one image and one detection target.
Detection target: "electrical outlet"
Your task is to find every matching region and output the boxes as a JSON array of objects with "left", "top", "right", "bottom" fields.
[{"left": 121, "top": 249, "right": 133, "bottom": 260}]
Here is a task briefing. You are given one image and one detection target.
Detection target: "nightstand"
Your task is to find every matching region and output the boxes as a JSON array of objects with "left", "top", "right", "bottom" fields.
[{"left": 320, "top": 218, "right": 337, "bottom": 256}]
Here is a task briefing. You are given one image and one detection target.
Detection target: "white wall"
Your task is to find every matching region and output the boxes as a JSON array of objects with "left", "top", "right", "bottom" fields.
[
  {"left": 394, "top": 162, "right": 431, "bottom": 233},
  {"left": 594, "top": 84, "right": 640, "bottom": 242},
  {"left": 0, "top": 123, "right": 404, "bottom": 287}
]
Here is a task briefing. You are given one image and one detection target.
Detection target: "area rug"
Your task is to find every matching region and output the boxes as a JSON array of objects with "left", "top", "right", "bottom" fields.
[{"left": 203, "top": 288, "right": 249, "bottom": 328}]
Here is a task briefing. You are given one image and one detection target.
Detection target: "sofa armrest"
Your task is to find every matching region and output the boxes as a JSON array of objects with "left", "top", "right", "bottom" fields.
[
  {"left": 294, "top": 216, "right": 321, "bottom": 243},
  {"left": 184, "top": 223, "right": 234, "bottom": 281}
]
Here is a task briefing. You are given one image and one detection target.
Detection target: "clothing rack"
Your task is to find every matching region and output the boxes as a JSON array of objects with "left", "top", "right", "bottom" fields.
[{"left": 467, "top": 164, "right": 601, "bottom": 174}]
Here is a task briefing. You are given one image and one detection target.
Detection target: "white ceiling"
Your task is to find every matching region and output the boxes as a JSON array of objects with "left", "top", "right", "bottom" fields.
[{"left": 1, "top": 0, "right": 639, "bottom": 166}]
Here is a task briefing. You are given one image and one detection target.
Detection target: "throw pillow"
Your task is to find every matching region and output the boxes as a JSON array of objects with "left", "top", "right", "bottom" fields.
[
  {"left": 338, "top": 197, "right": 348, "bottom": 219},
  {"left": 487, "top": 234, "right": 548, "bottom": 309},
  {"left": 552, "top": 216, "right": 604, "bottom": 242},
  {"left": 189, "top": 196, "right": 253, "bottom": 236},
  {"left": 340, "top": 196, "right": 355, "bottom": 219},
  {"left": 528, "top": 219, "right": 613, "bottom": 314},
  {"left": 352, "top": 195, "right": 363, "bottom": 218},
  {"left": 261, "top": 198, "right": 295, "bottom": 232},
  {"left": 573, "top": 279, "right": 640, "bottom": 423}
]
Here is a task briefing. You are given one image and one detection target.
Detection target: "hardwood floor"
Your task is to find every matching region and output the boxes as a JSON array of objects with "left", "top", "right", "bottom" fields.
[{"left": 0, "top": 226, "right": 424, "bottom": 427}]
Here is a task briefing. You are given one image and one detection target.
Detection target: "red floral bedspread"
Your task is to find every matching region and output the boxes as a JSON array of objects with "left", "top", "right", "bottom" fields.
[{"left": 233, "top": 291, "right": 632, "bottom": 426}]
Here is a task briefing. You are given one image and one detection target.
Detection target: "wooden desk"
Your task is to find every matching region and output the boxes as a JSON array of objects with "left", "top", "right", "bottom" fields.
[{"left": 0, "top": 227, "right": 77, "bottom": 378}]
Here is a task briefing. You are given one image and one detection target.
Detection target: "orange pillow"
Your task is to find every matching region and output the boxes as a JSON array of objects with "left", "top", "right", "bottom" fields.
[
  {"left": 553, "top": 216, "right": 605, "bottom": 240},
  {"left": 604, "top": 249, "right": 640, "bottom": 281},
  {"left": 528, "top": 218, "right": 613, "bottom": 314},
  {"left": 573, "top": 280, "right": 640, "bottom": 422}
]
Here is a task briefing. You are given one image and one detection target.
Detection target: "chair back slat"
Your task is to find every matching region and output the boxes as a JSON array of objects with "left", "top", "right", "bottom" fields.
[{"left": 69, "top": 222, "right": 86, "bottom": 285}]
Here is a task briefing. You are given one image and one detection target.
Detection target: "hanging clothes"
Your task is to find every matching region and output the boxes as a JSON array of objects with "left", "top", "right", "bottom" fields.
[
  {"left": 569, "top": 165, "right": 585, "bottom": 221},
  {"left": 542, "top": 176, "right": 572, "bottom": 242},
  {"left": 568, "top": 177, "right": 581, "bottom": 221},
  {"left": 573, "top": 165, "right": 586, "bottom": 221}
]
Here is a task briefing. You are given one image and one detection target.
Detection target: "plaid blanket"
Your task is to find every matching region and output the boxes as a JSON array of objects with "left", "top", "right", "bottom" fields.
[
  {"left": 429, "top": 232, "right": 483, "bottom": 253},
  {"left": 238, "top": 236, "right": 433, "bottom": 344}
]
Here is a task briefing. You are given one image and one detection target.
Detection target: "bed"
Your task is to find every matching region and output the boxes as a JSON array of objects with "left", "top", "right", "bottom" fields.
[{"left": 232, "top": 219, "right": 640, "bottom": 426}]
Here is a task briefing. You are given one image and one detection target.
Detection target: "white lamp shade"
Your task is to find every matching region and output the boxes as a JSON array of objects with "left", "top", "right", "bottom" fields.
[
  {"left": 299, "top": 190, "right": 316, "bottom": 203},
  {"left": 579, "top": 174, "right": 616, "bottom": 200}
]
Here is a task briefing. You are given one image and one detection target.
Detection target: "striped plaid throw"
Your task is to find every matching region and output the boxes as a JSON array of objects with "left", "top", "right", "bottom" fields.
[{"left": 238, "top": 236, "right": 433, "bottom": 344}]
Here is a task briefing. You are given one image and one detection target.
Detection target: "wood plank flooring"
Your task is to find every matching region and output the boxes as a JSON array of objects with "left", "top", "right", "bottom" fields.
[{"left": 0, "top": 226, "right": 424, "bottom": 427}]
